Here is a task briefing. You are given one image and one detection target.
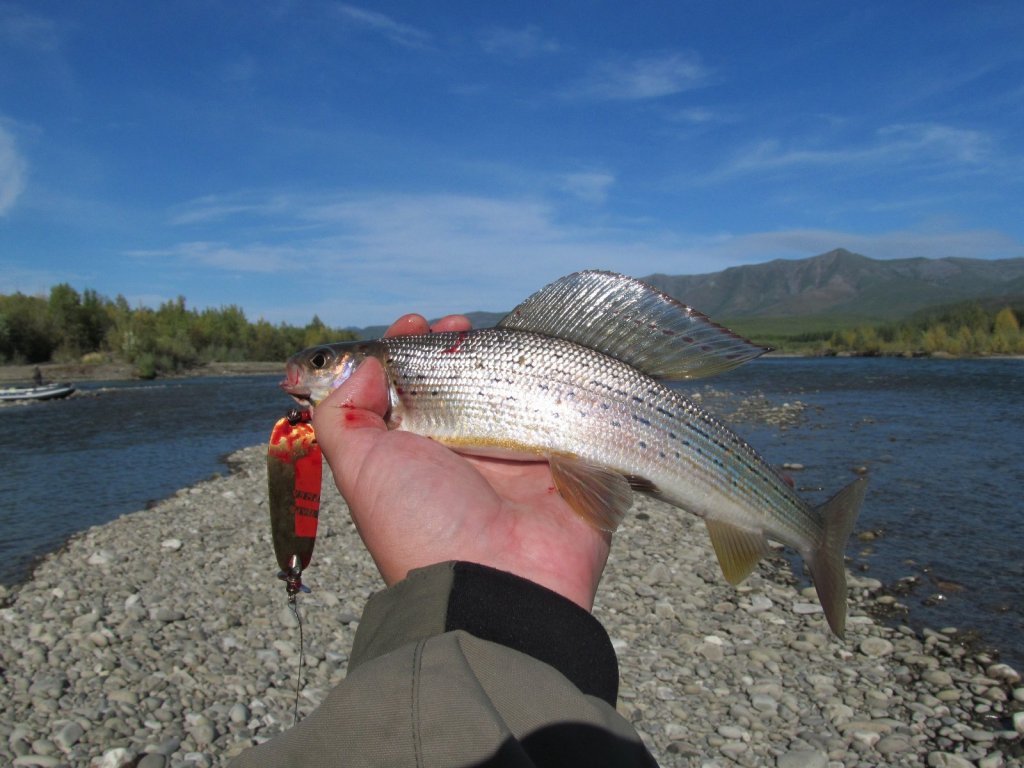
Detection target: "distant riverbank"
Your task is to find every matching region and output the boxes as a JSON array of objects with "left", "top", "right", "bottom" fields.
[
  {"left": 0, "top": 360, "right": 281, "bottom": 385},
  {"left": 5, "top": 351, "right": 1022, "bottom": 387}
]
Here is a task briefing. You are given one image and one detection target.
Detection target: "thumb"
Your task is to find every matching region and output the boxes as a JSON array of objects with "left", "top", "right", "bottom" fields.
[{"left": 312, "top": 356, "right": 391, "bottom": 475}]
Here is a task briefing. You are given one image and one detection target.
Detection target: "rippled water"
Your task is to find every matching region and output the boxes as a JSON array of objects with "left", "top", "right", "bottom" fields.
[
  {"left": 1, "top": 360, "right": 1022, "bottom": 670},
  {"left": 682, "top": 357, "right": 1024, "bottom": 670},
  {"left": 0, "top": 376, "right": 282, "bottom": 587}
]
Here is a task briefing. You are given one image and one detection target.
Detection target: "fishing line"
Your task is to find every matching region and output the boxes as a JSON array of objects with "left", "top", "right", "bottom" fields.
[{"left": 287, "top": 591, "right": 306, "bottom": 726}]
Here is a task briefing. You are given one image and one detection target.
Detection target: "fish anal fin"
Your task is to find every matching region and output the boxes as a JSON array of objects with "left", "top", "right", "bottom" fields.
[
  {"left": 705, "top": 519, "right": 767, "bottom": 585},
  {"left": 549, "top": 455, "right": 633, "bottom": 532}
]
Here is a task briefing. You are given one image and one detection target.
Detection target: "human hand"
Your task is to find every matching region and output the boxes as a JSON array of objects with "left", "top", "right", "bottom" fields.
[{"left": 311, "top": 314, "right": 612, "bottom": 611}]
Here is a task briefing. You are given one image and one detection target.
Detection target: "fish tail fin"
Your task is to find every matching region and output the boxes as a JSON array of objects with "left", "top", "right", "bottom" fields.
[{"left": 805, "top": 476, "right": 868, "bottom": 638}]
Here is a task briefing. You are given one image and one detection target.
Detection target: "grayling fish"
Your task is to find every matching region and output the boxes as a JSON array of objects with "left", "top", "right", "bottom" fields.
[{"left": 281, "top": 271, "right": 866, "bottom": 637}]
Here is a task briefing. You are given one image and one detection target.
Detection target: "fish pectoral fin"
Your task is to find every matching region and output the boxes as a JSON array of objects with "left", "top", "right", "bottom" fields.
[
  {"left": 549, "top": 455, "right": 633, "bottom": 533},
  {"left": 705, "top": 519, "right": 767, "bottom": 585}
]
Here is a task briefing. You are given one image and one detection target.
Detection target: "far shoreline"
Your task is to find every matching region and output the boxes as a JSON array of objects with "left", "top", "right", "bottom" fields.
[
  {"left": 3, "top": 351, "right": 1023, "bottom": 387},
  {"left": 0, "top": 360, "right": 282, "bottom": 385}
]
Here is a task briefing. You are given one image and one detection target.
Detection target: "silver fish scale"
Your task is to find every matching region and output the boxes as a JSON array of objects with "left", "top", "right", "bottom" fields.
[{"left": 373, "top": 328, "right": 822, "bottom": 550}]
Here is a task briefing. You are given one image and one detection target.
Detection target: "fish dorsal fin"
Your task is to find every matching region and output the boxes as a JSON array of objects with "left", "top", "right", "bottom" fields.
[
  {"left": 549, "top": 454, "right": 633, "bottom": 532},
  {"left": 704, "top": 519, "right": 767, "bottom": 585},
  {"left": 498, "top": 270, "right": 767, "bottom": 380}
]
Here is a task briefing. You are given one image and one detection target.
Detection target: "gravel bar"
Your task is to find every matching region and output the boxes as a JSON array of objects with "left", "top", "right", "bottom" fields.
[{"left": 1, "top": 444, "right": 1022, "bottom": 768}]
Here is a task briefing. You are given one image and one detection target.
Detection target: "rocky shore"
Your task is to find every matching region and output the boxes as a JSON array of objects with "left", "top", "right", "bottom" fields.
[{"left": 1, "top": 445, "right": 1022, "bottom": 768}]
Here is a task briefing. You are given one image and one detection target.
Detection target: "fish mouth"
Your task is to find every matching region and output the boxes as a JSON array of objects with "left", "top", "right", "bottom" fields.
[{"left": 280, "top": 365, "right": 313, "bottom": 406}]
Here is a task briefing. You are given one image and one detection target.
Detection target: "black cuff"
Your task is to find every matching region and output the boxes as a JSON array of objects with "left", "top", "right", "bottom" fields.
[{"left": 445, "top": 562, "right": 619, "bottom": 706}]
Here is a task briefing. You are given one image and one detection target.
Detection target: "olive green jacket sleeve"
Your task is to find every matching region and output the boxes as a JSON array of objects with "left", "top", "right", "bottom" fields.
[{"left": 230, "top": 561, "right": 659, "bottom": 768}]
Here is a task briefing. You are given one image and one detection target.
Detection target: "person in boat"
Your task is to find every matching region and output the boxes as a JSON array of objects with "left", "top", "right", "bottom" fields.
[
  {"left": 230, "top": 313, "right": 656, "bottom": 768},
  {"left": 33, "top": 366, "right": 44, "bottom": 386}
]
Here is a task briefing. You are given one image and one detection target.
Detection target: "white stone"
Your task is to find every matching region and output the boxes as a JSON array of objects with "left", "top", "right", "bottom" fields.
[
  {"left": 90, "top": 748, "right": 136, "bottom": 768},
  {"left": 87, "top": 551, "right": 112, "bottom": 566},
  {"left": 792, "top": 602, "right": 823, "bottom": 615},
  {"left": 1013, "top": 710, "right": 1024, "bottom": 735},
  {"left": 859, "top": 637, "right": 895, "bottom": 657}
]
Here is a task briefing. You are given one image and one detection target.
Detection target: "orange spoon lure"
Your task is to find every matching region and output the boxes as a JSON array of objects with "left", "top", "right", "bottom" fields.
[{"left": 267, "top": 408, "right": 322, "bottom": 596}]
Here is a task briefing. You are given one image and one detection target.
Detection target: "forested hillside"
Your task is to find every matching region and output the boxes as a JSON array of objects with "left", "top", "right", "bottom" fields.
[{"left": 0, "top": 285, "right": 353, "bottom": 378}]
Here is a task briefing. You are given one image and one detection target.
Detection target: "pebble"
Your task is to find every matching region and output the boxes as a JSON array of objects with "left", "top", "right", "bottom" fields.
[
  {"left": 13, "top": 757, "right": 62, "bottom": 768},
  {"left": 859, "top": 636, "right": 895, "bottom": 657},
  {"left": 927, "top": 753, "right": 975, "bottom": 768},
  {"left": 53, "top": 721, "right": 84, "bottom": 750},
  {"left": 922, "top": 669, "right": 954, "bottom": 687},
  {"left": 1, "top": 442, "right": 1022, "bottom": 768},
  {"left": 93, "top": 748, "right": 136, "bottom": 768},
  {"left": 777, "top": 750, "right": 828, "bottom": 768}
]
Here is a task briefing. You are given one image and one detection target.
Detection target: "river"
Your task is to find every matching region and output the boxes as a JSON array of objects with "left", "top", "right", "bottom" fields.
[{"left": 1, "top": 358, "right": 1021, "bottom": 670}]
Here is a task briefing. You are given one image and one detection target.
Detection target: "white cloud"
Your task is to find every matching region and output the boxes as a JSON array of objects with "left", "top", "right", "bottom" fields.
[
  {"left": 333, "top": 4, "right": 431, "bottom": 49},
  {"left": 0, "top": 122, "right": 27, "bottom": 215},
  {"left": 127, "top": 241, "right": 299, "bottom": 274},
  {"left": 670, "top": 106, "right": 722, "bottom": 124},
  {"left": 716, "top": 123, "right": 995, "bottom": 179},
  {"left": 0, "top": 4, "right": 61, "bottom": 53},
  {"left": 143, "top": 187, "right": 1024, "bottom": 326},
  {"left": 568, "top": 51, "right": 710, "bottom": 101},
  {"left": 560, "top": 172, "right": 615, "bottom": 204},
  {"left": 480, "top": 25, "right": 560, "bottom": 58},
  {"left": 169, "top": 193, "right": 295, "bottom": 225}
]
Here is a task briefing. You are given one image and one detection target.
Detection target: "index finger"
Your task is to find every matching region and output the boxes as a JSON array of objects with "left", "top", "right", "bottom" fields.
[
  {"left": 383, "top": 313, "right": 472, "bottom": 337},
  {"left": 430, "top": 314, "right": 472, "bottom": 333}
]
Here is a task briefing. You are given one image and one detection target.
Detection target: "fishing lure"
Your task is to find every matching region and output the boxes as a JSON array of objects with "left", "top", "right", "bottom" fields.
[
  {"left": 267, "top": 407, "right": 322, "bottom": 594},
  {"left": 267, "top": 408, "right": 323, "bottom": 722}
]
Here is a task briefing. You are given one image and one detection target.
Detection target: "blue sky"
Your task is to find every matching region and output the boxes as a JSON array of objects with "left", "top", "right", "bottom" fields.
[{"left": 1, "top": 1, "right": 1022, "bottom": 327}]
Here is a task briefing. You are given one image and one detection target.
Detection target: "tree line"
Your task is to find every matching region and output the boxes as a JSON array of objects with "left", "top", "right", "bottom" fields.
[
  {"left": 822, "top": 300, "right": 1024, "bottom": 357},
  {"left": 0, "top": 284, "right": 355, "bottom": 377}
]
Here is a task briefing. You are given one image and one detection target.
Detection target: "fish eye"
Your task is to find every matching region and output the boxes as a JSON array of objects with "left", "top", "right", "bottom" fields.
[{"left": 310, "top": 349, "right": 330, "bottom": 369}]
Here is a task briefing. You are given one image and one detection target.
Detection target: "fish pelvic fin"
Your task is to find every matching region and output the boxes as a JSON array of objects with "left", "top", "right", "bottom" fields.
[
  {"left": 806, "top": 475, "right": 868, "bottom": 638},
  {"left": 705, "top": 519, "right": 768, "bottom": 585},
  {"left": 549, "top": 455, "right": 634, "bottom": 533}
]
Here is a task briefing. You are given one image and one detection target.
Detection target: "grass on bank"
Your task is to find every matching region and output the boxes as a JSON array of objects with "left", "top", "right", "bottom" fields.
[{"left": 724, "top": 300, "right": 1024, "bottom": 357}]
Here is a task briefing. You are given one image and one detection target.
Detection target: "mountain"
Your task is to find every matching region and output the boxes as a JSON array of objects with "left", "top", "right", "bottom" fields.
[
  {"left": 640, "top": 249, "right": 1024, "bottom": 321},
  {"left": 352, "top": 250, "right": 1024, "bottom": 338}
]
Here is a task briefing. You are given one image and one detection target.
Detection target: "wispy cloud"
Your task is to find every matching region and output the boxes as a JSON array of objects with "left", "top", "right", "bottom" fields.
[
  {"left": 716, "top": 123, "right": 995, "bottom": 180},
  {"left": 169, "top": 193, "right": 297, "bottom": 225},
  {"left": 127, "top": 241, "right": 300, "bottom": 274},
  {"left": 0, "top": 3, "right": 61, "bottom": 52},
  {"left": 333, "top": 3, "right": 431, "bottom": 49},
  {"left": 567, "top": 51, "right": 710, "bottom": 101},
  {"left": 668, "top": 106, "right": 737, "bottom": 125},
  {"left": 0, "top": 121, "right": 27, "bottom": 215},
  {"left": 479, "top": 25, "right": 560, "bottom": 59},
  {"left": 560, "top": 171, "right": 614, "bottom": 204},
  {"left": 143, "top": 188, "right": 1024, "bottom": 325}
]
